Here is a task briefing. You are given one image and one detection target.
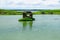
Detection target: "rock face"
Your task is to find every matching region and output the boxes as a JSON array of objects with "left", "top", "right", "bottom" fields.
[
  {"left": 23, "top": 11, "right": 33, "bottom": 18},
  {"left": 23, "top": 12, "right": 27, "bottom": 18}
]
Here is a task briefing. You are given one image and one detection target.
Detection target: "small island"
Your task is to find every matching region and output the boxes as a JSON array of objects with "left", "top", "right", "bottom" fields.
[{"left": 18, "top": 11, "right": 35, "bottom": 21}]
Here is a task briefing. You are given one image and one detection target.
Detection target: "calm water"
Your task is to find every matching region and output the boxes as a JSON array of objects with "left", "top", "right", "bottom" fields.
[{"left": 0, "top": 15, "right": 60, "bottom": 40}]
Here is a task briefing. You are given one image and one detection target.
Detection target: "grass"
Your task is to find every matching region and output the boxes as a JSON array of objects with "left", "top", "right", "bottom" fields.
[
  {"left": 32, "top": 10, "right": 60, "bottom": 15},
  {"left": 18, "top": 17, "right": 35, "bottom": 21}
]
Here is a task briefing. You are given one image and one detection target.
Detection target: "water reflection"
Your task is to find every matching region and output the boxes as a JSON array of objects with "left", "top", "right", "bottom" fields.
[{"left": 22, "top": 21, "right": 33, "bottom": 31}]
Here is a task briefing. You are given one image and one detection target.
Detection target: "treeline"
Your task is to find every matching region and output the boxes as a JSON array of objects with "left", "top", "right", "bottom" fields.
[
  {"left": 0, "top": 9, "right": 60, "bottom": 15},
  {"left": 0, "top": 9, "right": 23, "bottom": 15},
  {"left": 33, "top": 10, "right": 60, "bottom": 14}
]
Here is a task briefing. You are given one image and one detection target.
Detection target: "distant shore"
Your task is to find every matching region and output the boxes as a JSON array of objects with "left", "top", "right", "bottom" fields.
[{"left": 0, "top": 9, "right": 60, "bottom": 15}]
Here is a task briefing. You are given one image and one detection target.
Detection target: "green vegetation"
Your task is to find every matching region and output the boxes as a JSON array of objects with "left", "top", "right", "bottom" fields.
[
  {"left": 33, "top": 10, "right": 60, "bottom": 15},
  {"left": 18, "top": 17, "right": 35, "bottom": 21},
  {"left": 0, "top": 9, "right": 22, "bottom": 15},
  {"left": 0, "top": 9, "right": 60, "bottom": 15}
]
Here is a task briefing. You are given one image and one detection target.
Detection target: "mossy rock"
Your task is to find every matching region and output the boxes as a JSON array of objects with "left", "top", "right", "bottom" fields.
[{"left": 18, "top": 17, "right": 35, "bottom": 21}]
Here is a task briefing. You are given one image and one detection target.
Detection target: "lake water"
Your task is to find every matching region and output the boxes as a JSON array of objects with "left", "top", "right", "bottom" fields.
[{"left": 0, "top": 15, "right": 60, "bottom": 40}]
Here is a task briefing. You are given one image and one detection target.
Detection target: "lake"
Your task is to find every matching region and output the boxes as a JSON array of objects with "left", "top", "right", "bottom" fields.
[{"left": 0, "top": 15, "right": 60, "bottom": 40}]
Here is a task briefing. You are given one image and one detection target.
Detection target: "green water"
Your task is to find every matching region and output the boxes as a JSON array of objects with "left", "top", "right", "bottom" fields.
[{"left": 0, "top": 15, "right": 60, "bottom": 40}]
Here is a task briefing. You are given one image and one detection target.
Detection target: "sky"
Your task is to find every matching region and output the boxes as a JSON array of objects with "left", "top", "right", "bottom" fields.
[{"left": 0, "top": 0, "right": 60, "bottom": 9}]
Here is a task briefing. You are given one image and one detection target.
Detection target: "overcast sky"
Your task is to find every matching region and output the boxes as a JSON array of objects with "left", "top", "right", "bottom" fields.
[{"left": 0, "top": 0, "right": 60, "bottom": 9}]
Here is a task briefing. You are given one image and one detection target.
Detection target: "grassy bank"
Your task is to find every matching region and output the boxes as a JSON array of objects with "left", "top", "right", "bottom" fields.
[
  {"left": 0, "top": 9, "right": 60, "bottom": 15},
  {"left": 33, "top": 10, "right": 60, "bottom": 15}
]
